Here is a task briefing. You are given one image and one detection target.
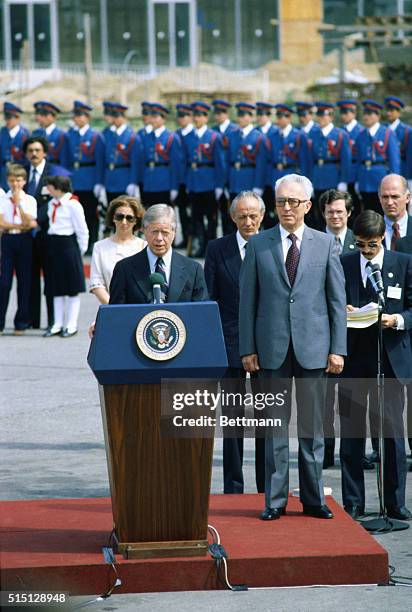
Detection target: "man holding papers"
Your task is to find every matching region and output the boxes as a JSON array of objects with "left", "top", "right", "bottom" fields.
[{"left": 339, "top": 210, "right": 412, "bottom": 520}]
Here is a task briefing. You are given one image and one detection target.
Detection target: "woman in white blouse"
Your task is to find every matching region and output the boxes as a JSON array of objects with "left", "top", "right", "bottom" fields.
[
  {"left": 43, "top": 175, "right": 89, "bottom": 338},
  {"left": 89, "top": 196, "right": 146, "bottom": 304}
]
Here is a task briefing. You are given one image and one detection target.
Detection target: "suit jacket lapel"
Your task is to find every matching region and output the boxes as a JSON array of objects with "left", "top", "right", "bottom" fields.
[
  {"left": 223, "top": 234, "right": 242, "bottom": 286},
  {"left": 269, "top": 225, "right": 290, "bottom": 287},
  {"left": 293, "top": 226, "right": 314, "bottom": 287},
  {"left": 167, "top": 251, "right": 187, "bottom": 303}
]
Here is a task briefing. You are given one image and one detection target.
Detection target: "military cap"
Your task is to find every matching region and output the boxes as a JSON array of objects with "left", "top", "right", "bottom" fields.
[
  {"left": 362, "top": 99, "right": 383, "bottom": 113},
  {"left": 336, "top": 99, "right": 357, "bottom": 112},
  {"left": 235, "top": 102, "right": 255, "bottom": 114},
  {"left": 212, "top": 99, "right": 232, "bottom": 112},
  {"left": 315, "top": 101, "right": 335, "bottom": 115},
  {"left": 295, "top": 101, "right": 313, "bottom": 115},
  {"left": 191, "top": 101, "right": 211, "bottom": 114},
  {"left": 150, "top": 103, "right": 169, "bottom": 116},
  {"left": 175, "top": 103, "right": 192, "bottom": 116},
  {"left": 72, "top": 100, "right": 93, "bottom": 114},
  {"left": 3, "top": 102, "right": 23, "bottom": 116},
  {"left": 274, "top": 103, "right": 294, "bottom": 114},
  {"left": 33, "top": 101, "right": 61, "bottom": 115},
  {"left": 384, "top": 96, "right": 404, "bottom": 110},
  {"left": 256, "top": 101, "right": 273, "bottom": 114}
]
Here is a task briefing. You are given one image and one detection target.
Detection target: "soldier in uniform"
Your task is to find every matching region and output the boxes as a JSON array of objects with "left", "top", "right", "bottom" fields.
[
  {"left": 0, "top": 103, "right": 30, "bottom": 191},
  {"left": 226, "top": 102, "right": 267, "bottom": 205},
  {"left": 137, "top": 101, "right": 153, "bottom": 138},
  {"left": 103, "top": 102, "right": 139, "bottom": 207},
  {"left": 337, "top": 99, "right": 363, "bottom": 223},
  {"left": 308, "top": 101, "right": 351, "bottom": 229},
  {"left": 137, "top": 102, "right": 182, "bottom": 208},
  {"left": 181, "top": 101, "right": 225, "bottom": 257},
  {"left": 256, "top": 101, "right": 277, "bottom": 229},
  {"left": 32, "top": 101, "right": 69, "bottom": 168},
  {"left": 174, "top": 103, "right": 193, "bottom": 248},
  {"left": 384, "top": 96, "right": 412, "bottom": 192},
  {"left": 211, "top": 99, "right": 238, "bottom": 235},
  {"left": 295, "top": 101, "right": 319, "bottom": 142},
  {"left": 354, "top": 99, "right": 400, "bottom": 213},
  {"left": 102, "top": 101, "right": 115, "bottom": 137},
  {"left": 66, "top": 101, "right": 105, "bottom": 251}
]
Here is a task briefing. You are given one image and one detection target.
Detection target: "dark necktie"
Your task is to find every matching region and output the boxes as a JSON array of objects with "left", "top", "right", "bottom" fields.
[
  {"left": 155, "top": 257, "right": 168, "bottom": 297},
  {"left": 390, "top": 222, "right": 400, "bottom": 251},
  {"left": 26, "top": 168, "right": 38, "bottom": 196},
  {"left": 333, "top": 236, "right": 342, "bottom": 255},
  {"left": 285, "top": 233, "right": 300, "bottom": 286},
  {"left": 365, "top": 261, "right": 377, "bottom": 301}
]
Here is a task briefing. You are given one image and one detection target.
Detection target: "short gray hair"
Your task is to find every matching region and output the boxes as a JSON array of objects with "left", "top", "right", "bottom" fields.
[
  {"left": 230, "top": 190, "right": 266, "bottom": 215},
  {"left": 142, "top": 204, "right": 176, "bottom": 230},
  {"left": 275, "top": 173, "right": 313, "bottom": 199}
]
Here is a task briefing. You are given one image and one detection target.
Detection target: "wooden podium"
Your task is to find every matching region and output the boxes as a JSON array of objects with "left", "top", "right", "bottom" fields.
[{"left": 88, "top": 302, "right": 227, "bottom": 559}]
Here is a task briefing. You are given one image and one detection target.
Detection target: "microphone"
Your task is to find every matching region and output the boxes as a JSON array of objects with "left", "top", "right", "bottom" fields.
[
  {"left": 366, "top": 262, "right": 385, "bottom": 304},
  {"left": 149, "top": 272, "right": 165, "bottom": 304}
]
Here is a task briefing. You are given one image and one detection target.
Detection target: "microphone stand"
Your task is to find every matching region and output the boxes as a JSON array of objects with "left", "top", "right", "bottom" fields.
[{"left": 361, "top": 293, "right": 409, "bottom": 533}]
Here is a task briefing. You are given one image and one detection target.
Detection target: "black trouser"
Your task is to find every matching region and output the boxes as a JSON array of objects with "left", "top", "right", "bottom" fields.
[
  {"left": 360, "top": 192, "right": 383, "bottom": 215},
  {"left": 218, "top": 192, "right": 235, "bottom": 235},
  {"left": 261, "top": 186, "right": 277, "bottom": 230},
  {"left": 76, "top": 190, "right": 99, "bottom": 250},
  {"left": 30, "top": 231, "right": 54, "bottom": 329},
  {"left": 142, "top": 191, "right": 170, "bottom": 208},
  {"left": 189, "top": 191, "right": 217, "bottom": 256},
  {"left": 0, "top": 233, "right": 33, "bottom": 331},
  {"left": 222, "top": 368, "right": 265, "bottom": 494},
  {"left": 175, "top": 184, "right": 191, "bottom": 245},
  {"left": 306, "top": 189, "right": 325, "bottom": 230},
  {"left": 324, "top": 373, "right": 339, "bottom": 463}
]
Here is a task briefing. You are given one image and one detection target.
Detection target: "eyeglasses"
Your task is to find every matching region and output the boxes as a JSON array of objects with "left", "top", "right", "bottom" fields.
[
  {"left": 276, "top": 197, "right": 308, "bottom": 208},
  {"left": 114, "top": 213, "right": 136, "bottom": 223},
  {"left": 324, "top": 210, "right": 347, "bottom": 217},
  {"left": 355, "top": 240, "right": 381, "bottom": 249}
]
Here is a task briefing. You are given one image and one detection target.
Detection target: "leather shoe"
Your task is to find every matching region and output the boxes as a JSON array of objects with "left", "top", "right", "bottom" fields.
[
  {"left": 61, "top": 328, "right": 78, "bottom": 338},
  {"left": 362, "top": 456, "right": 375, "bottom": 470},
  {"left": 260, "top": 507, "right": 286, "bottom": 520},
  {"left": 386, "top": 506, "right": 412, "bottom": 520},
  {"left": 344, "top": 505, "right": 364, "bottom": 519},
  {"left": 302, "top": 504, "right": 334, "bottom": 519},
  {"left": 43, "top": 327, "right": 62, "bottom": 337}
]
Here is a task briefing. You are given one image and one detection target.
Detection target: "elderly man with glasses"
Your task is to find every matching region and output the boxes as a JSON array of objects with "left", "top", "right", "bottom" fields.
[{"left": 239, "top": 173, "right": 347, "bottom": 521}]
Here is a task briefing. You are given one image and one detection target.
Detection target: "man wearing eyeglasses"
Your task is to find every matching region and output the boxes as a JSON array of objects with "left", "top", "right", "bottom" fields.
[
  {"left": 239, "top": 174, "right": 347, "bottom": 521},
  {"left": 339, "top": 210, "right": 412, "bottom": 521}
]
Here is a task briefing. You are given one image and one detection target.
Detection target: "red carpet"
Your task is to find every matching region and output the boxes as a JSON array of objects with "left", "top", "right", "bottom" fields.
[{"left": 0, "top": 494, "right": 388, "bottom": 594}]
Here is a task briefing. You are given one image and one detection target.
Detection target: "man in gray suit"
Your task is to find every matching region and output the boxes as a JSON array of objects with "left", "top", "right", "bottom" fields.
[{"left": 239, "top": 173, "right": 347, "bottom": 520}]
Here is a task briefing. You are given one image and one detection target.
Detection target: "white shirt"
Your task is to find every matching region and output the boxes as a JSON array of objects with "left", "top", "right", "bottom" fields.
[
  {"left": 281, "top": 124, "right": 292, "bottom": 138},
  {"left": 321, "top": 123, "right": 334, "bottom": 138},
  {"left": 45, "top": 123, "right": 57, "bottom": 136},
  {"left": 368, "top": 122, "right": 380, "bottom": 138},
  {"left": 115, "top": 123, "right": 128, "bottom": 136},
  {"left": 389, "top": 118, "right": 400, "bottom": 132},
  {"left": 89, "top": 236, "right": 146, "bottom": 292},
  {"left": 384, "top": 212, "right": 409, "bottom": 249},
  {"left": 195, "top": 125, "right": 208, "bottom": 139},
  {"left": 241, "top": 125, "right": 254, "bottom": 138},
  {"left": 75, "top": 124, "right": 90, "bottom": 137},
  {"left": 146, "top": 247, "right": 172, "bottom": 283},
  {"left": 181, "top": 124, "right": 193, "bottom": 136},
  {"left": 154, "top": 126, "right": 166, "bottom": 138},
  {"left": 0, "top": 190, "right": 37, "bottom": 224},
  {"left": 145, "top": 124, "right": 153, "bottom": 134},
  {"left": 29, "top": 159, "right": 46, "bottom": 187},
  {"left": 47, "top": 192, "right": 89, "bottom": 254},
  {"left": 8, "top": 125, "right": 20, "bottom": 139},
  {"left": 219, "top": 119, "right": 230, "bottom": 134},
  {"left": 360, "top": 246, "right": 384, "bottom": 287},
  {"left": 260, "top": 121, "right": 273, "bottom": 134},
  {"left": 236, "top": 230, "right": 248, "bottom": 260},
  {"left": 326, "top": 226, "right": 347, "bottom": 247},
  {"left": 279, "top": 223, "right": 305, "bottom": 261},
  {"left": 343, "top": 119, "right": 358, "bottom": 133},
  {"left": 302, "top": 120, "right": 314, "bottom": 134}
]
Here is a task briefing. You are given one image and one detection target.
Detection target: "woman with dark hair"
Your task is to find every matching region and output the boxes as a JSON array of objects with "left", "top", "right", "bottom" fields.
[
  {"left": 43, "top": 175, "right": 89, "bottom": 337},
  {"left": 89, "top": 195, "right": 145, "bottom": 305}
]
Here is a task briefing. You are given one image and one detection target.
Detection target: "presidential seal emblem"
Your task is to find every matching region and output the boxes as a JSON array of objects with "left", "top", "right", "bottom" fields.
[{"left": 136, "top": 310, "right": 186, "bottom": 361}]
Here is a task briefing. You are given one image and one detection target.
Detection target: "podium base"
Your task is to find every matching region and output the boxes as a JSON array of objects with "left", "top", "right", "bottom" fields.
[
  {"left": 116, "top": 538, "right": 208, "bottom": 559},
  {"left": 361, "top": 516, "right": 410, "bottom": 533}
]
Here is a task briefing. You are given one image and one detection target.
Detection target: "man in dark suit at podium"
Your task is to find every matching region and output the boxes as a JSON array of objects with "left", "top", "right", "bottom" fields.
[
  {"left": 339, "top": 210, "right": 412, "bottom": 520},
  {"left": 205, "top": 190, "right": 266, "bottom": 494},
  {"left": 109, "top": 204, "right": 208, "bottom": 304}
]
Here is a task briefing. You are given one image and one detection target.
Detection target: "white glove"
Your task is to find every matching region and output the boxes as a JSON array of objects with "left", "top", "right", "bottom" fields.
[
  {"left": 252, "top": 187, "right": 263, "bottom": 197},
  {"left": 93, "top": 184, "right": 104, "bottom": 199},
  {"left": 98, "top": 187, "right": 108, "bottom": 207},
  {"left": 337, "top": 182, "right": 347, "bottom": 192},
  {"left": 126, "top": 183, "right": 140, "bottom": 199},
  {"left": 170, "top": 189, "right": 178, "bottom": 202},
  {"left": 215, "top": 188, "right": 223, "bottom": 200},
  {"left": 224, "top": 188, "right": 230, "bottom": 200},
  {"left": 354, "top": 182, "right": 360, "bottom": 195}
]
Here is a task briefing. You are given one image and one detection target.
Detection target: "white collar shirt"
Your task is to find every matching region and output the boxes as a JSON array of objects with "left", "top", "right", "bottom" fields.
[
  {"left": 236, "top": 230, "right": 249, "bottom": 260},
  {"left": 260, "top": 121, "right": 273, "bottom": 134},
  {"left": 146, "top": 247, "right": 172, "bottom": 283},
  {"left": 47, "top": 192, "right": 89, "bottom": 254},
  {"left": 344, "top": 119, "right": 357, "bottom": 133},
  {"left": 389, "top": 118, "right": 400, "bottom": 131},
  {"left": 181, "top": 124, "right": 193, "bottom": 136},
  {"left": 302, "top": 120, "right": 314, "bottom": 134},
  {"left": 281, "top": 124, "right": 292, "bottom": 138},
  {"left": 279, "top": 223, "right": 305, "bottom": 261},
  {"left": 326, "top": 226, "right": 347, "bottom": 247},
  {"left": 45, "top": 123, "right": 57, "bottom": 136},
  {"left": 368, "top": 122, "right": 380, "bottom": 138},
  {"left": 195, "top": 125, "right": 208, "bottom": 139},
  {"left": 219, "top": 119, "right": 230, "bottom": 133},
  {"left": 8, "top": 125, "right": 20, "bottom": 139},
  {"left": 360, "top": 246, "right": 384, "bottom": 287},
  {"left": 154, "top": 126, "right": 166, "bottom": 138},
  {"left": 384, "top": 212, "right": 409, "bottom": 248},
  {"left": 76, "top": 124, "right": 90, "bottom": 137},
  {"left": 241, "top": 124, "right": 254, "bottom": 138},
  {"left": 321, "top": 123, "right": 334, "bottom": 138},
  {"left": 0, "top": 191, "right": 37, "bottom": 224}
]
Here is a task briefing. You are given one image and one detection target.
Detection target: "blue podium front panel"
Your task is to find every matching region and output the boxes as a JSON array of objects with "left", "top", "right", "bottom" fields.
[{"left": 87, "top": 301, "right": 228, "bottom": 385}]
